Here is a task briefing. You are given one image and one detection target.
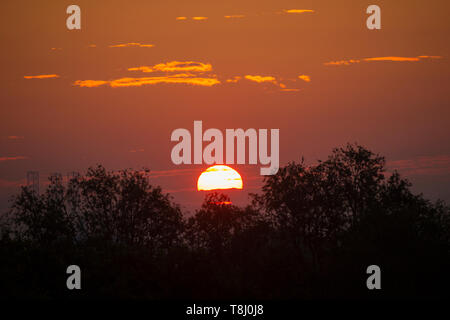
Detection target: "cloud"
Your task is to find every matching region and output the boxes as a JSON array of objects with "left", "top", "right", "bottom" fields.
[
  {"left": 128, "top": 61, "right": 212, "bottom": 73},
  {"left": 129, "top": 149, "right": 145, "bottom": 153},
  {"left": 0, "top": 156, "right": 27, "bottom": 162},
  {"left": 323, "top": 59, "right": 361, "bottom": 66},
  {"left": 128, "top": 66, "right": 154, "bottom": 73},
  {"left": 0, "top": 178, "right": 25, "bottom": 188},
  {"left": 298, "top": 75, "right": 311, "bottom": 82},
  {"left": 109, "top": 42, "right": 154, "bottom": 48},
  {"left": 233, "top": 75, "right": 304, "bottom": 92},
  {"left": 388, "top": 155, "right": 450, "bottom": 176},
  {"left": 226, "top": 76, "right": 242, "bottom": 83},
  {"left": 283, "top": 9, "right": 315, "bottom": 14},
  {"left": 280, "top": 88, "right": 301, "bottom": 92},
  {"left": 88, "top": 44, "right": 97, "bottom": 48},
  {"left": 175, "top": 16, "right": 208, "bottom": 21},
  {"left": 149, "top": 168, "right": 199, "bottom": 178},
  {"left": 74, "top": 74, "right": 220, "bottom": 88},
  {"left": 324, "top": 55, "right": 442, "bottom": 66},
  {"left": 364, "top": 57, "right": 420, "bottom": 62},
  {"left": 224, "top": 15, "right": 245, "bottom": 19},
  {"left": 73, "top": 80, "right": 109, "bottom": 88},
  {"left": 244, "top": 75, "right": 277, "bottom": 84},
  {"left": 164, "top": 187, "right": 197, "bottom": 194},
  {"left": 244, "top": 75, "right": 306, "bottom": 92},
  {"left": 7, "top": 136, "right": 24, "bottom": 140},
  {"left": 417, "top": 55, "right": 442, "bottom": 59},
  {"left": 177, "top": 10, "right": 314, "bottom": 21},
  {"left": 76, "top": 60, "right": 220, "bottom": 88},
  {"left": 75, "top": 60, "right": 306, "bottom": 92},
  {"left": 109, "top": 75, "right": 220, "bottom": 87},
  {"left": 24, "top": 74, "right": 60, "bottom": 79}
]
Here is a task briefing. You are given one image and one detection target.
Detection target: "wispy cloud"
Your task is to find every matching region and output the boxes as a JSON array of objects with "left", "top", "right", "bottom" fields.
[
  {"left": 298, "top": 75, "right": 311, "bottom": 82},
  {"left": 280, "top": 88, "right": 301, "bottom": 92},
  {"left": 109, "top": 42, "right": 154, "bottom": 48},
  {"left": 388, "top": 155, "right": 450, "bottom": 176},
  {"left": 128, "top": 61, "right": 212, "bottom": 73},
  {"left": 129, "top": 149, "right": 145, "bottom": 153},
  {"left": 283, "top": 9, "right": 315, "bottom": 14},
  {"left": 75, "top": 60, "right": 307, "bottom": 92},
  {"left": 0, "top": 178, "right": 26, "bottom": 188},
  {"left": 365, "top": 57, "right": 420, "bottom": 62},
  {"left": 0, "top": 179, "right": 27, "bottom": 188},
  {"left": 224, "top": 15, "right": 245, "bottom": 19},
  {"left": 226, "top": 76, "right": 242, "bottom": 83},
  {"left": 73, "top": 80, "right": 109, "bottom": 88},
  {"left": 165, "top": 187, "right": 198, "bottom": 194},
  {"left": 244, "top": 75, "right": 277, "bottom": 84},
  {"left": 324, "top": 59, "right": 361, "bottom": 66},
  {"left": 227, "top": 75, "right": 305, "bottom": 92},
  {"left": 417, "top": 55, "right": 442, "bottom": 59},
  {"left": 372, "top": 56, "right": 443, "bottom": 62},
  {"left": 0, "top": 156, "right": 27, "bottom": 162},
  {"left": 76, "top": 60, "right": 219, "bottom": 88},
  {"left": 176, "top": 16, "right": 208, "bottom": 21},
  {"left": 365, "top": 56, "right": 441, "bottom": 62},
  {"left": 324, "top": 55, "right": 442, "bottom": 66},
  {"left": 24, "top": 74, "right": 60, "bottom": 79},
  {"left": 149, "top": 168, "right": 199, "bottom": 178},
  {"left": 175, "top": 9, "right": 315, "bottom": 22},
  {"left": 109, "top": 75, "right": 219, "bottom": 87},
  {"left": 75, "top": 74, "right": 220, "bottom": 88},
  {"left": 7, "top": 136, "right": 24, "bottom": 140}
]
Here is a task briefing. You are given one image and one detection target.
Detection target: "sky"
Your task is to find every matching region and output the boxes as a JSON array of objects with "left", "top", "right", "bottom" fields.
[{"left": 1, "top": 0, "right": 449, "bottom": 213}]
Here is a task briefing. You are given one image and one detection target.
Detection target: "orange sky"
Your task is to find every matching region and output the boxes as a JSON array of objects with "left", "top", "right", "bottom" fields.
[{"left": 1, "top": 0, "right": 449, "bottom": 212}]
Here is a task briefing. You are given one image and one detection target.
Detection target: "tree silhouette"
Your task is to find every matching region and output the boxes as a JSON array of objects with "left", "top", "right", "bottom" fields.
[
  {"left": 8, "top": 165, "right": 184, "bottom": 251},
  {"left": 8, "top": 175, "right": 74, "bottom": 245},
  {"left": 1, "top": 144, "right": 449, "bottom": 299},
  {"left": 252, "top": 144, "right": 450, "bottom": 297},
  {"left": 185, "top": 193, "right": 259, "bottom": 254}
]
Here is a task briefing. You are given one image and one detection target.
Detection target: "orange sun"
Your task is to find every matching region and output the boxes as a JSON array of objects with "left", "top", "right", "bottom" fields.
[{"left": 197, "top": 165, "right": 243, "bottom": 191}]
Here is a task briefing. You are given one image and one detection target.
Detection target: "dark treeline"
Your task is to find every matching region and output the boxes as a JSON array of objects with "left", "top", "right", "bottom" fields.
[{"left": 0, "top": 144, "right": 449, "bottom": 299}]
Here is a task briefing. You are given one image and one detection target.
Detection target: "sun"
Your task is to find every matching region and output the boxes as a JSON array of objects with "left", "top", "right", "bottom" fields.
[{"left": 197, "top": 165, "right": 243, "bottom": 191}]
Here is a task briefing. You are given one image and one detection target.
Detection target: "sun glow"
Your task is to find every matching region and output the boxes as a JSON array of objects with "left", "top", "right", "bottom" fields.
[{"left": 197, "top": 165, "right": 243, "bottom": 191}]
